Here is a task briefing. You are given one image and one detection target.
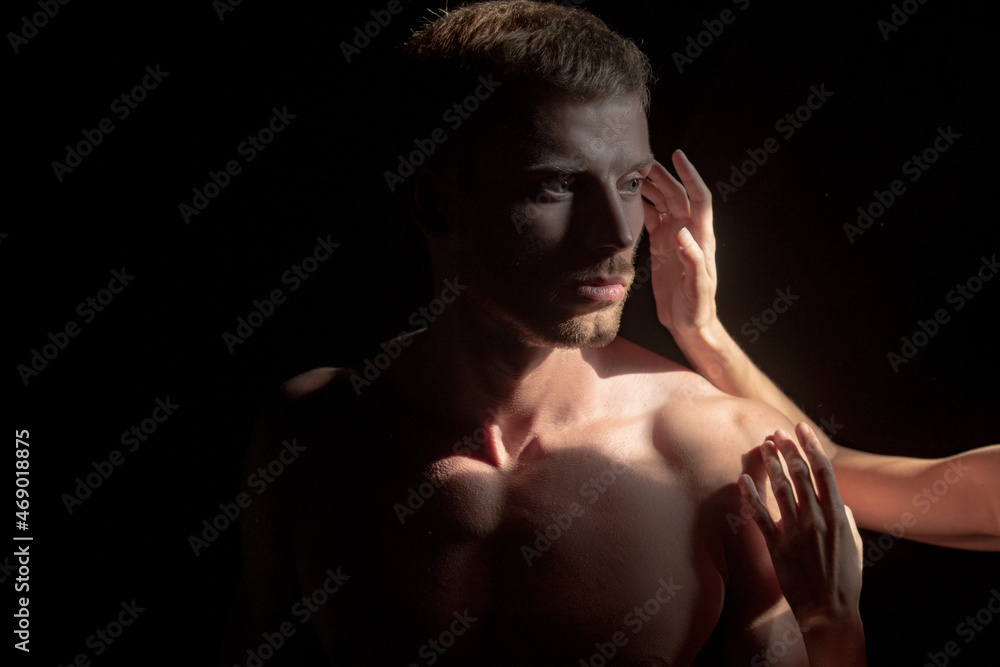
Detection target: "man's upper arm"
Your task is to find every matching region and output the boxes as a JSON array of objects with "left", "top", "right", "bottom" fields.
[
  {"left": 220, "top": 368, "right": 348, "bottom": 665},
  {"left": 687, "top": 396, "right": 810, "bottom": 664}
]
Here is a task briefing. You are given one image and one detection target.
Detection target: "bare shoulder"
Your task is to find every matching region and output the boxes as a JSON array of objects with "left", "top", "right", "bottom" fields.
[
  {"left": 608, "top": 339, "right": 805, "bottom": 662},
  {"left": 269, "top": 366, "right": 358, "bottom": 413},
  {"left": 278, "top": 366, "right": 353, "bottom": 400},
  {"left": 605, "top": 337, "right": 792, "bottom": 483},
  {"left": 249, "top": 368, "right": 356, "bottom": 452}
]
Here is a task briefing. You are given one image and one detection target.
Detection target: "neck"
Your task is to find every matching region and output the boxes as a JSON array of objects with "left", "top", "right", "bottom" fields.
[{"left": 390, "top": 298, "right": 609, "bottom": 460}]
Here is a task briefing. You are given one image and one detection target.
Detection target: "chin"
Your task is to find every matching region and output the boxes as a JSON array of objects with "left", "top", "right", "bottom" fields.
[
  {"left": 548, "top": 302, "right": 626, "bottom": 349},
  {"left": 468, "top": 282, "right": 628, "bottom": 348}
]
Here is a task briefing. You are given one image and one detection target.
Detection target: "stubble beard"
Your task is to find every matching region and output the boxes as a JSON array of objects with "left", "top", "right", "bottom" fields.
[{"left": 459, "top": 245, "right": 638, "bottom": 350}]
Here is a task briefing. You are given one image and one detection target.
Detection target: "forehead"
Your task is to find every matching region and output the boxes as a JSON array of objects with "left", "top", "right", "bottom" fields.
[
  {"left": 466, "top": 94, "right": 653, "bottom": 182},
  {"left": 521, "top": 94, "right": 651, "bottom": 171}
]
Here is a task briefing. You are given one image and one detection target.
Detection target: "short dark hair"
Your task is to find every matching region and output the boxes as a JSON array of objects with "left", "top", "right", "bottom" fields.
[
  {"left": 391, "top": 1, "right": 654, "bottom": 175},
  {"left": 401, "top": 0, "right": 653, "bottom": 111}
]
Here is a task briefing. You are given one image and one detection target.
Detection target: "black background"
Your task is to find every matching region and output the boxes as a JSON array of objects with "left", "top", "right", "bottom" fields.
[{"left": 8, "top": 0, "right": 1000, "bottom": 664}]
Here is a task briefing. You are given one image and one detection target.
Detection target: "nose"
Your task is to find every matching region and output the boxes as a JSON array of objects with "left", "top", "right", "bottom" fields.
[{"left": 578, "top": 181, "right": 636, "bottom": 254}]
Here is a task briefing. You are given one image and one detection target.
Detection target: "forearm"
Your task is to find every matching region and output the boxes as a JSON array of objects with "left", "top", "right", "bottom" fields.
[
  {"left": 676, "top": 321, "right": 1000, "bottom": 545},
  {"left": 673, "top": 320, "right": 838, "bottom": 457},
  {"left": 832, "top": 445, "right": 1000, "bottom": 547},
  {"left": 800, "top": 615, "right": 867, "bottom": 667}
]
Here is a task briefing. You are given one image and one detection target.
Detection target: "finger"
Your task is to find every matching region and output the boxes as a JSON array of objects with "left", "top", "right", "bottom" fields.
[
  {"left": 642, "top": 199, "right": 678, "bottom": 263},
  {"left": 640, "top": 175, "right": 670, "bottom": 219},
  {"left": 795, "top": 423, "right": 846, "bottom": 521},
  {"left": 671, "top": 150, "right": 715, "bottom": 258},
  {"left": 642, "top": 195, "right": 666, "bottom": 241},
  {"left": 844, "top": 505, "right": 864, "bottom": 571},
  {"left": 762, "top": 438, "right": 799, "bottom": 525},
  {"left": 671, "top": 151, "right": 713, "bottom": 222},
  {"left": 772, "top": 428, "right": 823, "bottom": 527},
  {"left": 675, "top": 227, "right": 710, "bottom": 301},
  {"left": 738, "top": 473, "right": 778, "bottom": 545},
  {"left": 646, "top": 159, "right": 692, "bottom": 221}
]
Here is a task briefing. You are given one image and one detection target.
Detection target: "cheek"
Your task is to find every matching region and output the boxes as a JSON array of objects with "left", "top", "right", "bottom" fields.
[
  {"left": 513, "top": 201, "right": 574, "bottom": 245},
  {"left": 627, "top": 197, "right": 646, "bottom": 232},
  {"left": 618, "top": 197, "right": 647, "bottom": 250}
]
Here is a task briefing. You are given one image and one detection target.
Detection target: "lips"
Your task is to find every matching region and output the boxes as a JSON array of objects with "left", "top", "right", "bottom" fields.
[
  {"left": 583, "top": 275, "right": 628, "bottom": 286},
  {"left": 576, "top": 284, "right": 625, "bottom": 301},
  {"left": 573, "top": 275, "right": 629, "bottom": 302}
]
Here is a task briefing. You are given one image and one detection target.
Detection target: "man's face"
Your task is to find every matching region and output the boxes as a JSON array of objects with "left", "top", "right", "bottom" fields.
[{"left": 437, "top": 93, "right": 653, "bottom": 348}]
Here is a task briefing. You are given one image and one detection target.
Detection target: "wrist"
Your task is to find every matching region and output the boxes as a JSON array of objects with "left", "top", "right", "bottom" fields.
[
  {"left": 800, "top": 610, "right": 866, "bottom": 667},
  {"left": 670, "top": 317, "right": 729, "bottom": 357},
  {"left": 799, "top": 607, "right": 864, "bottom": 634},
  {"left": 671, "top": 319, "right": 740, "bottom": 376}
]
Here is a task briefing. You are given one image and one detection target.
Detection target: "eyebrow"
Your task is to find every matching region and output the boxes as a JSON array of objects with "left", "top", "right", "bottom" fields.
[
  {"left": 524, "top": 154, "right": 655, "bottom": 175},
  {"left": 630, "top": 154, "right": 656, "bottom": 173},
  {"left": 524, "top": 158, "right": 588, "bottom": 174}
]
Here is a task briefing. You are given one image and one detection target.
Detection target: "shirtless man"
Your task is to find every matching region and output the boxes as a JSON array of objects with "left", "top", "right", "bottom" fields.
[{"left": 221, "top": 2, "right": 998, "bottom": 664}]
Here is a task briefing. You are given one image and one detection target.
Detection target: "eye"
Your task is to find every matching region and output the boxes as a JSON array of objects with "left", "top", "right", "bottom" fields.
[
  {"left": 622, "top": 176, "right": 643, "bottom": 195},
  {"left": 542, "top": 176, "right": 573, "bottom": 195}
]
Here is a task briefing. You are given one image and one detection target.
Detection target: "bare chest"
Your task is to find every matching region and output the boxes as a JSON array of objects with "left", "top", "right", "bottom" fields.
[{"left": 294, "top": 425, "right": 727, "bottom": 665}]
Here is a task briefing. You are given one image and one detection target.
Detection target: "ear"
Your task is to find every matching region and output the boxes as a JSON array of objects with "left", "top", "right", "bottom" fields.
[{"left": 406, "top": 167, "right": 450, "bottom": 238}]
